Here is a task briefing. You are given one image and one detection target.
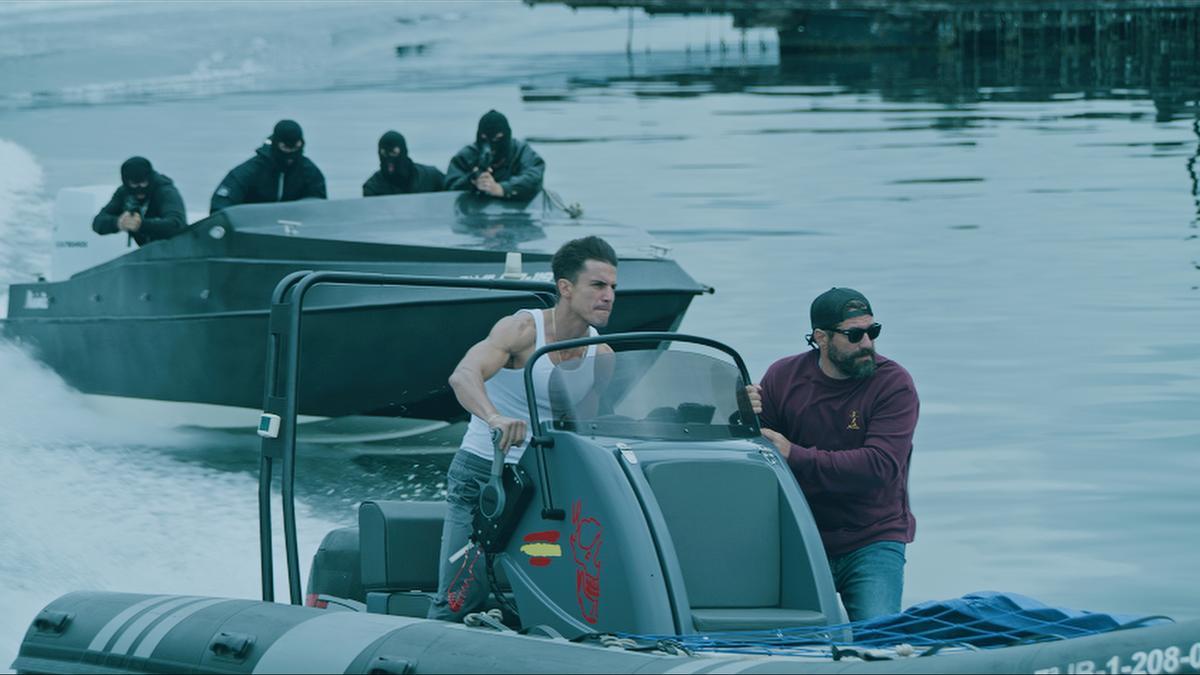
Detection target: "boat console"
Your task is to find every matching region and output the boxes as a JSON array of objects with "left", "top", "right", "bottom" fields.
[{"left": 308, "top": 333, "right": 846, "bottom": 638}]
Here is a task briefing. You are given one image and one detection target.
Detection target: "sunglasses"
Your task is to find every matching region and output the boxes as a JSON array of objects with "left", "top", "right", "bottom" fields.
[{"left": 824, "top": 323, "right": 882, "bottom": 343}]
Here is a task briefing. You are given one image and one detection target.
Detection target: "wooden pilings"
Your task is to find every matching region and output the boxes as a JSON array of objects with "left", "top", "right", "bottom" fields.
[{"left": 774, "top": 6, "right": 1200, "bottom": 54}]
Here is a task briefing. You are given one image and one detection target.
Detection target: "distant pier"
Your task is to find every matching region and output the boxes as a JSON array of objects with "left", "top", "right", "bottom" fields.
[{"left": 525, "top": 0, "right": 1200, "bottom": 53}]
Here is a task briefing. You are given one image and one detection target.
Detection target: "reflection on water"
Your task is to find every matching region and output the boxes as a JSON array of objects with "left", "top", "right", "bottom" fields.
[
  {"left": 525, "top": 36, "right": 1200, "bottom": 117},
  {"left": 518, "top": 29, "right": 1200, "bottom": 285},
  {"left": 1188, "top": 119, "right": 1200, "bottom": 239}
]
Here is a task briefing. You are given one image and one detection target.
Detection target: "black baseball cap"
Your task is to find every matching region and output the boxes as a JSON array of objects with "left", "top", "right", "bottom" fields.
[{"left": 810, "top": 287, "right": 873, "bottom": 329}]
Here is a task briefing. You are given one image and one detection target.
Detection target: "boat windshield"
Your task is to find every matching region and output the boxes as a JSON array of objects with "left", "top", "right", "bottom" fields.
[{"left": 542, "top": 345, "right": 758, "bottom": 442}]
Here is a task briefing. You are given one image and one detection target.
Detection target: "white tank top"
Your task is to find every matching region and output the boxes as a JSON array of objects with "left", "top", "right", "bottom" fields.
[{"left": 460, "top": 308, "right": 598, "bottom": 464}]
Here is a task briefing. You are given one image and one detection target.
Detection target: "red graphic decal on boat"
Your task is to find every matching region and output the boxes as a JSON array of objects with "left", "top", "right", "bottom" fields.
[
  {"left": 570, "top": 500, "right": 602, "bottom": 624},
  {"left": 520, "top": 530, "right": 562, "bottom": 567}
]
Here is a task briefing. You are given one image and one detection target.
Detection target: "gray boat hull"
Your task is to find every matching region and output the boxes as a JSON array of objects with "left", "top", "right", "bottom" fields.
[{"left": 15, "top": 591, "right": 1200, "bottom": 674}]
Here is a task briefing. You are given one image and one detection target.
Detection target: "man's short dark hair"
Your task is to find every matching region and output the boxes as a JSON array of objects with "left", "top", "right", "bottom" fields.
[{"left": 551, "top": 236, "right": 618, "bottom": 285}]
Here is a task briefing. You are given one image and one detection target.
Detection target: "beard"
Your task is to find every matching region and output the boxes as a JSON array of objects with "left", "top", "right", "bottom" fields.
[{"left": 828, "top": 343, "right": 877, "bottom": 379}]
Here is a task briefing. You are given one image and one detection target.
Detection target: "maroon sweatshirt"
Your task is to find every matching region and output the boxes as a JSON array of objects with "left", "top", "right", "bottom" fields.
[{"left": 758, "top": 349, "right": 919, "bottom": 558}]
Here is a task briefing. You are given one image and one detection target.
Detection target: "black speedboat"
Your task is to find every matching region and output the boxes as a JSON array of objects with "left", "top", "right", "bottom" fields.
[{"left": 1, "top": 191, "right": 708, "bottom": 422}]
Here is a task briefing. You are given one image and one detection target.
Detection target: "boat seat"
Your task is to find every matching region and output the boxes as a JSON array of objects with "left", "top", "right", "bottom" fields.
[
  {"left": 359, "top": 500, "right": 446, "bottom": 593},
  {"left": 359, "top": 500, "right": 510, "bottom": 617},
  {"left": 641, "top": 459, "right": 835, "bottom": 633}
]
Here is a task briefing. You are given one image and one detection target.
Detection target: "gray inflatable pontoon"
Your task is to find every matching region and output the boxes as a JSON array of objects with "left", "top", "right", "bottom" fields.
[{"left": 14, "top": 274, "right": 1199, "bottom": 674}]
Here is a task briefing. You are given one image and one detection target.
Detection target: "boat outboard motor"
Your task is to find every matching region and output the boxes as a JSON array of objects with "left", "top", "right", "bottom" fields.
[{"left": 474, "top": 428, "right": 534, "bottom": 553}]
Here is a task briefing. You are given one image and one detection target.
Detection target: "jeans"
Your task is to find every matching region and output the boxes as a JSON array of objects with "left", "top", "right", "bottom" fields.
[
  {"left": 828, "top": 540, "right": 907, "bottom": 622},
  {"left": 427, "top": 450, "right": 493, "bottom": 622}
]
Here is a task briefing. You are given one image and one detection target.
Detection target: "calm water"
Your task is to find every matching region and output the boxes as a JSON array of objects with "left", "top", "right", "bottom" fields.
[{"left": 2, "top": 1, "right": 1199, "bottom": 666}]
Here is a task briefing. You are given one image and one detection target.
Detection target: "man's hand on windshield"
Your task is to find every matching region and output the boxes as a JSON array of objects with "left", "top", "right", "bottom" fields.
[
  {"left": 473, "top": 170, "right": 505, "bottom": 198},
  {"left": 761, "top": 427, "right": 792, "bottom": 459},
  {"left": 487, "top": 413, "right": 526, "bottom": 453},
  {"left": 744, "top": 384, "right": 763, "bottom": 414}
]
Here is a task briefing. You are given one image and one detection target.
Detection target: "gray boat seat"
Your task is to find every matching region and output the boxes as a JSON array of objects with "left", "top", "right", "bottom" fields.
[
  {"left": 359, "top": 500, "right": 509, "bottom": 617},
  {"left": 641, "top": 459, "right": 835, "bottom": 633},
  {"left": 359, "top": 500, "right": 446, "bottom": 592}
]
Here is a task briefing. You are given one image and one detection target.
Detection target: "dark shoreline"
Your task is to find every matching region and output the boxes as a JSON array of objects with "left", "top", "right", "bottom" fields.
[{"left": 528, "top": 0, "right": 1200, "bottom": 54}]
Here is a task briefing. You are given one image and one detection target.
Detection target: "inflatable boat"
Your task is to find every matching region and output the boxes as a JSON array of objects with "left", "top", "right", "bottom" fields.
[{"left": 13, "top": 273, "right": 1197, "bottom": 673}]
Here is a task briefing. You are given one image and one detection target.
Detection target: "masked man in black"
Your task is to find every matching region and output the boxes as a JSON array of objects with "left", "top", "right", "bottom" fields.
[
  {"left": 362, "top": 130, "right": 446, "bottom": 197},
  {"left": 92, "top": 156, "right": 187, "bottom": 247},
  {"left": 445, "top": 110, "right": 545, "bottom": 201},
  {"left": 209, "top": 119, "right": 327, "bottom": 214}
]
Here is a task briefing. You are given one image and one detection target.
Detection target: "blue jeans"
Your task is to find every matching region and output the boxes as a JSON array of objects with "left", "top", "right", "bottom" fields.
[
  {"left": 427, "top": 450, "right": 494, "bottom": 622},
  {"left": 828, "top": 541, "right": 906, "bottom": 622}
]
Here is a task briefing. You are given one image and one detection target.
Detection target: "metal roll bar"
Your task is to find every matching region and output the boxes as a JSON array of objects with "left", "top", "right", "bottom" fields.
[{"left": 258, "top": 270, "right": 555, "bottom": 604}]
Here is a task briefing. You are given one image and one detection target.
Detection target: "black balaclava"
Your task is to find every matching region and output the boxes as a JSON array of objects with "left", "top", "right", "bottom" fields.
[
  {"left": 476, "top": 110, "right": 511, "bottom": 165},
  {"left": 120, "top": 156, "right": 154, "bottom": 202},
  {"left": 270, "top": 119, "right": 304, "bottom": 169},
  {"left": 378, "top": 130, "right": 414, "bottom": 186}
]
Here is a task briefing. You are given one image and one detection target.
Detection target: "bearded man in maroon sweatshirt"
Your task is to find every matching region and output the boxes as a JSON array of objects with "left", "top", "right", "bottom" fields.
[{"left": 756, "top": 287, "right": 919, "bottom": 622}]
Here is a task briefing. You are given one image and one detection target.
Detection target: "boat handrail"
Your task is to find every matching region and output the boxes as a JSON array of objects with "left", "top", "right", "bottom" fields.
[{"left": 258, "top": 270, "right": 556, "bottom": 605}]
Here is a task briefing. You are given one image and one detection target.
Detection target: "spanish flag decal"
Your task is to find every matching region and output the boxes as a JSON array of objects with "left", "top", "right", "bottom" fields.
[{"left": 521, "top": 530, "right": 562, "bottom": 567}]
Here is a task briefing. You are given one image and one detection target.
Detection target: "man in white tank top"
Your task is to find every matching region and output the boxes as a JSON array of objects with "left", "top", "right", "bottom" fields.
[{"left": 428, "top": 236, "right": 618, "bottom": 622}]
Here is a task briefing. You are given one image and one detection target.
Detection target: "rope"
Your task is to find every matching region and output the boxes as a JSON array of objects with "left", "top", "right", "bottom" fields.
[
  {"left": 543, "top": 189, "right": 584, "bottom": 219},
  {"left": 464, "top": 608, "right": 510, "bottom": 632}
]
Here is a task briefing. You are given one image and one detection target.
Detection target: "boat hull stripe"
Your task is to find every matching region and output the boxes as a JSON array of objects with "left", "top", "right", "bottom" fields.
[
  {"left": 131, "top": 597, "right": 234, "bottom": 659},
  {"left": 110, "top": 596, "right": 202, "bottom": 655},
  {"left": 664, "top": 659, "right": 730, "bottom": 674},
  {"left": 86, "top": 595, "right": 174, "bottom": 652},
  {"left": 252, "top": 612, "right": 422, "bottom": 674},
  {"left": 708, "top": 659, "right": 770, "bottom": 674}
]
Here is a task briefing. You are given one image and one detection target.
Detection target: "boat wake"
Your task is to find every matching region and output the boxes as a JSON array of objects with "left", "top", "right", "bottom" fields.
[
  {"left": 0, "top": 138, "right": 51, "bottom": 319},
  {"left": 1, "top": 57, "right": 266, "bottom": 111},
  {"left": 0, "top": 339, "right": 193, "bottom": 448},
  {"left": 0, "top": 339, "right": 343, "bottom": 672}
]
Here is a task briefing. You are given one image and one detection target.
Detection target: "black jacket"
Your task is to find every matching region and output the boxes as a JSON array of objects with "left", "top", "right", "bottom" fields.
[
  {"left": 92, "top": 172, "right": 187, "bottom": 247},
  {"left": 445, "top": 139, "right": 545, "bottom": 200},
  {"left": 209, "top": 144, "right": 327, "bottom": 214},
  {"left": 362, "top": 162, "right": 446, "bottom": 197}
]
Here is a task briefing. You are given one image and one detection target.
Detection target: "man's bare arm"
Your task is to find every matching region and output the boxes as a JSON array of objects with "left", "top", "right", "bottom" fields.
[{"left": 448, "top": 313, "right": 536, "bottom": 450}]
